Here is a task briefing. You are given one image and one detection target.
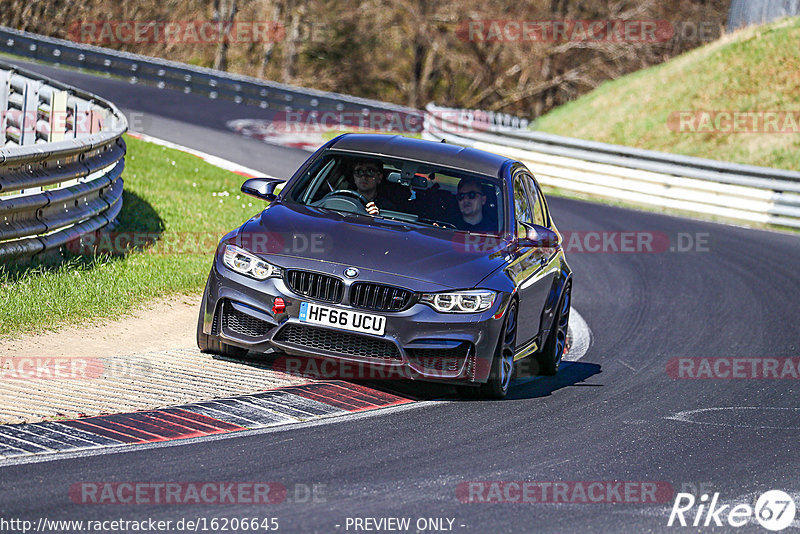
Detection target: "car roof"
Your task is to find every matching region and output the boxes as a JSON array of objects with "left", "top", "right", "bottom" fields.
[{"left": 327, "top": 134, "right": 511, "bottom": 178}]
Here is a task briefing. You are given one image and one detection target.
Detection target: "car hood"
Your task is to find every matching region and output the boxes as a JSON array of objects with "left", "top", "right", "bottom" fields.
[{"left": 233, "top": 202, "right": 510, "bottom": 289}]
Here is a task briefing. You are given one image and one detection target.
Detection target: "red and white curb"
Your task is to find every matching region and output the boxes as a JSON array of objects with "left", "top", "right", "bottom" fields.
[
  {"left": 227, "top": 118, "right": 325, "bottom": 152},
  {"left": 0, "top": 381, "right": 413, "bottom": 461},
  {"left": 0, "top": 311, "right": 590, "bottom": 462}
]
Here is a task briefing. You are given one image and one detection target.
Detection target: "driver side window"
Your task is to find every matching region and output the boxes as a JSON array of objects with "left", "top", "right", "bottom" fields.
[{"left": 290, "top": 156, "right": 340, "bottom": 204}]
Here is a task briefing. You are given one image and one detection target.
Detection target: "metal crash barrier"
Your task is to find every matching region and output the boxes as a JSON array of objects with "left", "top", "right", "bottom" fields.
[{"left": 0, "top": 61, "right": 127, "bottom": 261}]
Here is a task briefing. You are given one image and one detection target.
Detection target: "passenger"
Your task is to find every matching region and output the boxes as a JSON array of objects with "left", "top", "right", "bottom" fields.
[
  {"left": 352, "top": 158, "right": 395, "bottom": 216},
  {"left": 455, "top": 177, "right": 496, "bottom": 232},
  {"left": 413, "top": 172, "right": 461, "bottom": 226}
]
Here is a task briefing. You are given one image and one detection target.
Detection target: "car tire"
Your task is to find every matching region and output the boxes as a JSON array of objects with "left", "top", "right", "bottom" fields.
[
  {"left": 197, "top": 292, "right": 249, "bottom": 358},
  {"left": 459, "top": 300, "right": 517, "bottom": 399},
  {"left": 535, "top": 283, "right": 571, "bottom": 376}
]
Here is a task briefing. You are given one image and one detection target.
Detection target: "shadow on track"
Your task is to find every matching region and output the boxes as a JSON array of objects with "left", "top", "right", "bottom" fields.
[
  {"left": 505, "top": 361, "right": 602, "bottom": 400},
  {"left": 219, "top": 350, "right": 601, "bottom": 402}
]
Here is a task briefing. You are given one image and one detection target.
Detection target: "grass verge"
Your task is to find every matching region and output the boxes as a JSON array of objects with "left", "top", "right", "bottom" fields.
[
  {"left": 0, "top": 134, "right": 263, "bottom": 338},
  {"left": 533, "top": 17, "right": 800, "bottom": 172}
]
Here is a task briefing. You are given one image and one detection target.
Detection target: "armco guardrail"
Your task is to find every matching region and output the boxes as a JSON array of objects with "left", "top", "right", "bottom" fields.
[
  {"left": 0, "top": 60, "right": 126, "bottom": 261},
  {"left": 424, "top": 103, "right": 800, "bottom": 229},
  {"left": 0, "top": 25, "right": 415, "bottom": 116},
  {"left": 3, "top": 25, "right": 797, "bottom": 230}
]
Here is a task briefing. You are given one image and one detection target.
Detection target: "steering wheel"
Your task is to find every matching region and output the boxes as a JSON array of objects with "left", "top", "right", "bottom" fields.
[
  {"left": 324, "top": 189, "right": 370, "bottom": 206},
  {"left": 314, "top": 189, "right": 371, "bottom": 214}
]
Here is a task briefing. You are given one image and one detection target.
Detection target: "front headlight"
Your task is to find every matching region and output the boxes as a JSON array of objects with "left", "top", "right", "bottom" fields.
[
  {"left": 420, "top": 290, "right": 496, "bottom": 313},
  {"left": 222, "top": 244, "right": 282, "bottom": 280}
]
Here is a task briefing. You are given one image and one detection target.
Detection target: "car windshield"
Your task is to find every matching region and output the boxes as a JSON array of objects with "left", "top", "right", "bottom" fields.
[{"left": 283, "top": 151, "right": 504, "bottom": 234}]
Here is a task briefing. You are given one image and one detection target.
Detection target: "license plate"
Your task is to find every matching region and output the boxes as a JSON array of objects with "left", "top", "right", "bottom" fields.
[{"left": 299, "top": 302, "right": 386, "bottom": 336}]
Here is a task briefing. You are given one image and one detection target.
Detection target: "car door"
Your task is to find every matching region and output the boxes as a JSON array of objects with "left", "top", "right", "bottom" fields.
[
  {"left": 505, "top": 171, "right": 549, "bottom": 350},
  {"left": 525, "top": 172, "right": 562, "bottom": 334},
  {"left": 516, "top": 171, "right": 558, "bottom": 349}
]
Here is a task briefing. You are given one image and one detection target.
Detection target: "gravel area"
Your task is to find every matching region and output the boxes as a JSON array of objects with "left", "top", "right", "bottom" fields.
[{"left": 0, "top": 294, "right": 308, "bottom": 424}]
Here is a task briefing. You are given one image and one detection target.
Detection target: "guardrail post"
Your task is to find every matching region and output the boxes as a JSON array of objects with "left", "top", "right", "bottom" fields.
[
  {"left": 19, "top": 78, "right": 38, "bottom": 146},
  {"left": 90, "top": 108, "right": 103, "bottom": 133},
  {"left": 65, "top": 98, "right": 78, "bottom": 139},
  {"left": 18, "top": 78, "right": 43, "bottom": 196},
  {"left": 48, "top": 90, "right": 68, "bottom": 142},
  {"left": 71, "top": 98, "right": 91, "bottom": 138}
]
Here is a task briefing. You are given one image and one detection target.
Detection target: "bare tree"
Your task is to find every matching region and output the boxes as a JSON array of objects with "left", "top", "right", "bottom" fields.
[
  {"left": 0, "top": 0, "right": 732, "bottom": 117},
  {"left": 258, "top": 0, "right": 284, "bottom": 78},
  {"left": 213, "top": 0, "right": 239, "bottom": 71},
  {"left": 282, "top": 0, "right": 308, "bottom": 83}
]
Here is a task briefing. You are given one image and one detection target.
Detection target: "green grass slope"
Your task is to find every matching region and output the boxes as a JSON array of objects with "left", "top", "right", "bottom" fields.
[{"left": 534, "top": 17, "right": 800, "bottom": 171}]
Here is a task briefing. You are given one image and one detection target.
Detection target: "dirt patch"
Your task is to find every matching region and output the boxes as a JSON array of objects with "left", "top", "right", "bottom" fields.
[{"left": 2, "top": 293, "right": 202, "bottom": 359}]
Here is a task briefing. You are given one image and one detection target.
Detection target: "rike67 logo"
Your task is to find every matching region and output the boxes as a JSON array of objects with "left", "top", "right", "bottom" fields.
[{"left": 668, "top": 490, "right": 796, "bottom": 531}]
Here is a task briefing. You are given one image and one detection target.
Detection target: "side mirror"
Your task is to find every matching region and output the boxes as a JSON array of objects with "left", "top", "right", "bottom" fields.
[
  {"left": 241, "top": 177, "right": 285, "bottom": 202},
  {"left": 517, "top": 222, "right": 560, "bottom": 248}
]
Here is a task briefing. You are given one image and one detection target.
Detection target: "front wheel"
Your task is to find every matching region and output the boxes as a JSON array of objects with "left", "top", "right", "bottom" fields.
[
  {"left": 197, "top": 290, "right": 249, "bottom": 358},
  {"left": 535, "top": 283, "right": 571, "bottom": 376},
  {"left": 459, "top": 300, "right": 517, "bottom": 399}
]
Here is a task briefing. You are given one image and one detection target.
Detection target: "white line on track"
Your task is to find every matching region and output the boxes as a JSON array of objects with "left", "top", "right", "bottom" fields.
[
  {"left": 127, "top": 131, "right": 270, "bottom": 178},
  {"left": 564, "top": 308, "right": 592, "bottom": 362},
  {"left": 666, "top": 406, "right": 800, "bottom": 430}
]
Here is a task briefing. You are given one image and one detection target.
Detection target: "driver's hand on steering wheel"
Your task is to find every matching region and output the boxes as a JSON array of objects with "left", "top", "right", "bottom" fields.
[{"left": 365, "top": 202, "right": 379, "bottom": 216}]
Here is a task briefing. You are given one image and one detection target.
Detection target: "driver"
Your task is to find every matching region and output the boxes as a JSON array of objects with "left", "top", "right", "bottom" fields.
[{"left": 352, "top": 158, "right": 395, "bottom": 216}]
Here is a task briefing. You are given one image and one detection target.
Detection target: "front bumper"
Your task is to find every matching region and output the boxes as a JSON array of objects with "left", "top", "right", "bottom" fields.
[{"left": 201, "top": 260, "right": 508, "bottom": 384}]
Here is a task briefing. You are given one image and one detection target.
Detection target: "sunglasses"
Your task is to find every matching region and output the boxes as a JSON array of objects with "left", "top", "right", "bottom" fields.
[
  {"left": 354, "top": 168, "right": 380, "bottom": 178},
  {"left": 457, "top": 191, "right": 483, "bottom": 201}
]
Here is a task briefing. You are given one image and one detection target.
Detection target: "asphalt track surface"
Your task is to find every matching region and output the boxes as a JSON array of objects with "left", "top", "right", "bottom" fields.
[{"left": 3, "top": 60, "right": 800, "bottom": 533}]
